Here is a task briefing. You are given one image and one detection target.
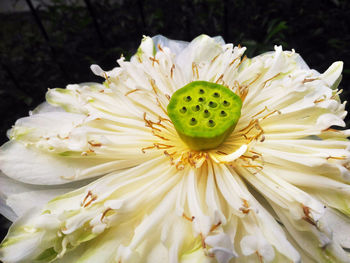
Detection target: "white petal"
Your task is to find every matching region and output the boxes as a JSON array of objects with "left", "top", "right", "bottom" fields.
[
  {"left": 272, "top": 203, "right": 350, "bottom": 263},
  {"left": 0, "top": 141, "right": 106, "bottom": 185},
  {"left": 210, "top": 144, "right": 247, "bottom": 163},
  {"left": 205, "top": 233, "right": 237, "bottom": 263},
  {"left": 175, "top": 34, "right": 224, "bottom": 81},
  {"left": 319, "top": 208, "right": 350, "bottom": 249},
  {"left": 30, "top": 102, "right": 65, "bottom": 115},
  {"left": 90, "top": 64, "right": 105, "bottom": 77},
  {"left": 152, "top": 35, "right": 189, "bottom": 55},
  {"left": 240, "top": 234, "right": 275, "bottom": 262},
  {"left": 0, "top": 172, "right": 75, "bottom": 221},
  {"left": 185, "top": 168, "right": 212, "bottom": 235},
  {"left": 0, "top": 202, "right": 16, "bottom": 222},
  {"left": 321, "top": 61, "right": 343, "bottom": 88},
  {"left": 0, "top": 209, "right": 48, "bottom": 263},
  {"left": 9, "top": 111, "right": 86, "bottom": 142}
]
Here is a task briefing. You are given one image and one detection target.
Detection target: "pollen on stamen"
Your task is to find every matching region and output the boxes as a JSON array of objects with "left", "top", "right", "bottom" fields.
[
  {"left": 241, "top": 155, "right": 259, "bottom": 160},
  {"left": 242, "top": 164, "right": 263, "bottom": 171},
  {"left": 302, "top": 205, "right": 317, "bottom": 226},
  {"left": 262, "top": 73, "right": 281, "bottom": 89},
  {"left": 211, "top": 54, "right": 220, "bottom": 63},
  {"left": 200, "top": 233, "right": 206, "bottom": 248},
  {"left": 182, "top": 213, "right": 195, "bottom": 222},
  {"left": 100, "top": 208, "right": 113, "bottom": 221},
  {"left": 88, "top": 141, "right": 102, "bottom": 147},
  {"left": 151, "top": 130, "right": 170, "bottom": 141},
  {"left": 260, "top": 135, "right": 265, "bottom": 142},
  {"left": 251, "top": 106, "right": 269, "bottom": 119},
  {"left": 156, "top": 97, "right": 168, "bottom": 115},
  {"left": 158, "top": 116, "right": 172, "bottom": 123},
  {"left": 103, "top": 72, "right": 110, "bottom": 84},
  {"left": 314, "top": 95, "right": 327, "bottom": 103},
  {"left": 216, "top": 150, "right": 228, "bottom": 155},
  {"left": 250, "top": 150, "right": 262, "bottom": 156},
  {"left": 170, "top": 64, "right": 175, "bottom": 78},
  {"left": 149, "top": 79, "right": 159, "bottom": 95},
  {"left": 192, "top": 62, "right": 199, "bottom": 79},
  {"left": 215, "top": 74, "right": 224, "bottom": 84},
  {"left": 326, "top": 156, "right": 347, "bottom": 160},
  {"left": 235, "top": 55, "right": 247, "bottom": 69},
  {"left": 229, "top": 56, "right": 240, "bottom": 66},
  {"left": 256, "top": 252, "right": 263, "bottom": 263},
  {"left": 155, "top": 143, "right": 174, "bottom": 150},
  {"left": 246, "top": 73, "right": 262, "bottom": 87},
  {"left": 81, "top": 191, "right": 98, "bottom": 208},
  {"left": 331, "top": 89, "right": 343, "bottom": 99},
  {"left": 237, "top": 85, "right": 249, "bottom": 102},
  {"left": 164, "top": 150, "right": 176, "bottom": 164},
  {"left": 209, "top": 221, "right": 222, "bottom": 232},
  {"left": 143, "top": 113, "right": 161, "bottom": 132},
  {"left": 149, "top": 56, "right": 159, "bottom": 66},
  {"left": 157, "top": 44, "right": 163, "bottom": 52},
  {"left": 302, "top": 77, "right": 319, "bottom": 84},
  {"left": 261, "top": 109, "right": 281, "bottom": 120},
  {"left": 239, "top": 199, "right": 250, "bottom": 214},
  {"left": 125, "top": 89, "right": 140, "bottom": 96},
  {"left": 141, "top": 145, "right": 156, "bottom": 153}
]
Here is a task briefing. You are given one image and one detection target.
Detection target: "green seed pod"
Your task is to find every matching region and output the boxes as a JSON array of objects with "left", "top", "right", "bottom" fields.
[{"left": 167, "top": 81, "right": 242, "bottom": 150}]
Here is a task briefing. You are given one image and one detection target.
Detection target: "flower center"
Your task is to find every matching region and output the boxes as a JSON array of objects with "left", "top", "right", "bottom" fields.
[{"left": 167, "top": 81, "right": 242, "bottom": 150}]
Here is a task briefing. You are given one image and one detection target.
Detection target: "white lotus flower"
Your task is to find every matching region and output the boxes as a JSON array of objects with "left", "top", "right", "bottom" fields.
[{"left": 1, "top": 34, "right": 350, "bottom": 263}]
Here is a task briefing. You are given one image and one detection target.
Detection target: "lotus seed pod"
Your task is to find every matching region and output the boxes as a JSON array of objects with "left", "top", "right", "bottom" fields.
[{"left": 167, "top": 81, "right": 242, "bottom": 150}]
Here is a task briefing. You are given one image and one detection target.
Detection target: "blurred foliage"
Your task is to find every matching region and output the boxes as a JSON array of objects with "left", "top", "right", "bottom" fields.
[{"left": 0, "top": 0, "right": 350, "bottom": 238}]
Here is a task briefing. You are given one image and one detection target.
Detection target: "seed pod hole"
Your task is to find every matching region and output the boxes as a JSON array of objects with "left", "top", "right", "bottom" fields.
[
  {"left": 192, "top": 105, "right": 201, "bottom": 112},
  {"left": 208, "top": 120, "right": 216, "bottom": 127},
  {"left": 180, "top": 106, "right": 187, "bottom": 113},
  {"left": 203, "top": 109, "right": 210, "bottom": 118},
  {"left": 198, "top": 97, "right": 204, "bottom": 102},
  {"left": 199, "top": 89, "right": 205, "bottom": 94},
  {"left": 189, "top": 117, "right": 197, "bottom": 126},
  {"left": 209, "top": 101, "right": 217, "bottom": 108},
  {"left": 220, "top": 110, "right": 227, "bottom": 117},
  {"left": 184, "top": 95, "right": 192, "bottom": 102},
  {"left": 223, "top": 100, "right": 230, "bottom": 107},
  {"left": 213, "top": 92, "right": 220, "bottom": 98}
]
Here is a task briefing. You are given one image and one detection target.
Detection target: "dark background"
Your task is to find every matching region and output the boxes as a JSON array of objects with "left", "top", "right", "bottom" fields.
[{"left": 1, "top": 0, "right": 350, "bottom": 242}]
